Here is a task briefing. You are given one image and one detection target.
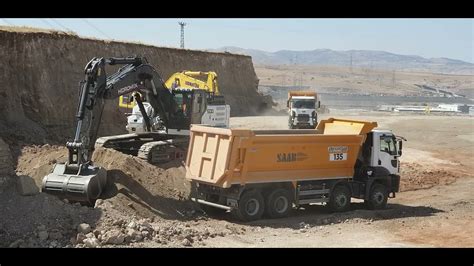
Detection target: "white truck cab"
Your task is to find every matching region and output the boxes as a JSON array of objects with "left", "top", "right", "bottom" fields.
[
  {"left": 288, "top": 91, "right": 320, "bottom": 129},
  {"left": 369, "top": 130, "right": 403, "bottom": 175}
]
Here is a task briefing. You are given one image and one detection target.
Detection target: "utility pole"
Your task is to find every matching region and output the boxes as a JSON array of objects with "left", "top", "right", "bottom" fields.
[{"left": 178, "top": 21, "right": 187, "bottom": 49}]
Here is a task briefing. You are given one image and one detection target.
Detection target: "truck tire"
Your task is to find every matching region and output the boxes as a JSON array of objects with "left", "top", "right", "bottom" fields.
[
  {"left": 265, "top": 189, "right": 292, "bottom": 219},
  {"left": 328, "top": 185, "right": 351, "bottom": 212},
  {"left": 366, "top": 183, "right": 388, "bottom": 210},
  {"left": 232, "top": 190, "right": 265, "bottom": 222}
]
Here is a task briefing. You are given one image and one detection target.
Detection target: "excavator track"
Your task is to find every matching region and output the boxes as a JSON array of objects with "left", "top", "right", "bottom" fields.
[
  {"left": 137, "top": 139, "right": 189, "bottom": 164},
  {"left": 96, "top": 133, "right": 188, "bottom": 165}
]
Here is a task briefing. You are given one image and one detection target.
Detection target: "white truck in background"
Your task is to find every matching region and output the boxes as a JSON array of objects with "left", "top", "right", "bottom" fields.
[{"left": 287, "top": 91, "right": 320, "bottom": 129}]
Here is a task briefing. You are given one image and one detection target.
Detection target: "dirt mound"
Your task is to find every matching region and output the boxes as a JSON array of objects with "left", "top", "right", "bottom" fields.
[
  {"left": 14, "top": 144, "right": 192, "bottom": 220},
  {"left": 91, "top": 147, "right": 191, "bottom": 220},
  {"left": 400, "top": 162, "right": 458, "bottom": 191},
  {"left": 3, "top": 143, "right": 221, "bottom": 247}
]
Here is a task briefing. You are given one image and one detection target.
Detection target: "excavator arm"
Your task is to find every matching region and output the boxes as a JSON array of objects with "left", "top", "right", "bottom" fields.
[{"left": 43, "top": 56, "right": 178, "bottom": 204}]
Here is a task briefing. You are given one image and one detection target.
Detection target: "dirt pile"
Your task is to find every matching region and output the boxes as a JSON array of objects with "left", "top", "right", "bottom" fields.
[
  {"left": 400, "top": 162, "right": 458, "bottom": 191},
  {"left": 15, "top": 144, "right": 192, "bottom": 219},
  {"left": 91, "top": 147, "right": 191, "bottom": 219},
  {"left": 0, "top": 26, "right": 272, "bottom": 144},
  {"left": 3, "top": 143, "right": 236, "bottom": 247}
]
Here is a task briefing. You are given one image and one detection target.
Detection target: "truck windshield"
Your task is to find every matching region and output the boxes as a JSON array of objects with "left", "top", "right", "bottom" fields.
[
  {"left": 380, "top": 136, "right": 397, "bottom": 156},
  {"left": 292, "top": 100, "right": 315, "bottom": 109}
]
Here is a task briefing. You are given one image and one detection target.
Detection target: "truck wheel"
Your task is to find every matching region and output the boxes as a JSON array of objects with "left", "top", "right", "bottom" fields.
[
  {"left": 265, "top": 189, "right": 292, "bottom": 219},
  {"left": 366, "top": 183, "right": 388, "bottom": 210},
  {"left": 328, "top": 185, "right": 351, "bottom": 212},
  {"left": 232, "top": 190, "right": 265, "bottom": 222}
]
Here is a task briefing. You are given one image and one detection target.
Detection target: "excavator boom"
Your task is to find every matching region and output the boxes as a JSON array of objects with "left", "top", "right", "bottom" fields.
[{"left": 42, "top": 56, "right": 178, "bottom": 204}]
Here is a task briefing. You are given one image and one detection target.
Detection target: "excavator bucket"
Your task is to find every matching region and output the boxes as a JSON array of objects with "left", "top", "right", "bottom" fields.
[{"left": 42, "top": 163, "right": 107, "bottom": 205}]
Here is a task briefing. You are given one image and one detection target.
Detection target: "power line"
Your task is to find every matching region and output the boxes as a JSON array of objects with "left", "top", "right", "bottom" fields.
[
  {"left": 40, "top": 19, "right": 56, "bottom": 29},
  {"left": 1, "top": 19, "right": 14, "bottom": 26},
  {"left": 81, "top": 19, "right": 112, "bottom": 39},
  {"left": 50, "top": 18, "right": 73, "bottom": 32}
]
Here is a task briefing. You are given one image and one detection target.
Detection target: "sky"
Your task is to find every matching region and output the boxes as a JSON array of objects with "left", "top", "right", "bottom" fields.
[{"left": 1, "top": 18, "right": 473, "bottom": 63}]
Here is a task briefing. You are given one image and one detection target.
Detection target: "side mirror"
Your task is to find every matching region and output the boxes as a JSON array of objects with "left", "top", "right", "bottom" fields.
[
  {"left": 318, "top": 101, "right": 321, "bottom": 108},
  {"left": 287, "top": 100, "right": 290, "bottom": 108}
]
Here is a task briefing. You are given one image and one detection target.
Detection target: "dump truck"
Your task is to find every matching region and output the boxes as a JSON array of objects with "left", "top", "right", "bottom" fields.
[
  {"left": 287, "top": 91, "right": 320, "bottom": 129},
  {"left": 185, "top": 118, "right": 404, "bottom": 221}
]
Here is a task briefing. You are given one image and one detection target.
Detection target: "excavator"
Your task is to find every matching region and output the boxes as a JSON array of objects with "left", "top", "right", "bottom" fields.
[
  {"left": 119, "top": 71, "right": 220, "bottom": 110},
  {"left": 164, "top": 71, "right": 219, "bottom": 95},
  {"left": 118, "top": 70, "right": 228, "bottom": 134},
  {"left": 42, "top": 56, "right": 229, "bottom": 204}
]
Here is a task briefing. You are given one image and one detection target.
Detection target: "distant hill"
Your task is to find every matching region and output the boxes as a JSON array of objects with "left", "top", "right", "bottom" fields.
[{"left": 208, "top": 47, "right": 474, "bottom": 75}]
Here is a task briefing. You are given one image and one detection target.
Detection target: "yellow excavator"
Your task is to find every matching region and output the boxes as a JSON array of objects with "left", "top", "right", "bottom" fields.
[{"left": 119, "top": 71, "right": 220, "bottom": 109}]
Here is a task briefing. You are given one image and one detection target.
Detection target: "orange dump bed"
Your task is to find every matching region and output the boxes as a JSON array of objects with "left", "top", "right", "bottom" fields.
[
  {"left": 185, "top": 118, "right": 378, "bottom": 188},
  {"left": 288, "top": 91, "right": 317, "bottom": 99}
]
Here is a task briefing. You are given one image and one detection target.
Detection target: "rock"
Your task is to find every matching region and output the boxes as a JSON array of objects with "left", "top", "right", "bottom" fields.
[
  {"left": 299, "top": 229, "right": 307, "bottom": 233},
  {"left": 76, "top": 233, "right": 86, "bottom": 243},
  {"left": 126, "top": 228, "right": 143, "bottom": 242},
  {"left": 127, "top": 221, "right": 137, "bottom": 229},
  {"left": 49, "top": 230, "right": 63, "bottom": 240},
  {"left": 37, "top": 225, "right": 46, "bottom": 231},
  {"left": 86, "top": 232, "right": 95, "bottom": 239},
  {"left": 83, "top": 237, "right": 100, "bottom": 248},
  {"left": 93, "top": 230, "right": 101, "bottom": 238},
  {"left": 77, "top": 223, "right": 92, "bottom": 234},
  {"left": 16, "top": 175, "right": 39, "bottom": 196},
  {"left": 38, "top": 231, "right": 49, "bottom": 241},
  {"left": 141, "top": 230, "right": 150, "bottom": 239},
  {"left": 102, "top": 229, "right": 126, "bottom": 245},
  {"left": 181, "top": 238, "right": 192, "bottom": 246},
  {"left": 94, "top": 199, "right": 103, "bottom": 208},
  {"left": 9, "top": 239, "right": 24, "bottom": 248}
]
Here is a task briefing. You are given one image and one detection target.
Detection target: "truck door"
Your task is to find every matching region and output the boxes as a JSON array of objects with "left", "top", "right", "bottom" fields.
[{"left": 377, "top": 135, "right": 399, "bottom": 175}]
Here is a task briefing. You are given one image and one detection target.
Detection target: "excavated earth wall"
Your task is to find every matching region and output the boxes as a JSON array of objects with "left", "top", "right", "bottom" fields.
[{"left": 0, "top": 27, "right": 270, "bottom": 144}]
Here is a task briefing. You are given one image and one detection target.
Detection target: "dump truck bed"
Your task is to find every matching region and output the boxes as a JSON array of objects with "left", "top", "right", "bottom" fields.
[
  {"left": 185, "top": 118, "right": 378, "bottom": 188},
  {"left": 288, "top": 91, "right": 317, "bottom": 99}
]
